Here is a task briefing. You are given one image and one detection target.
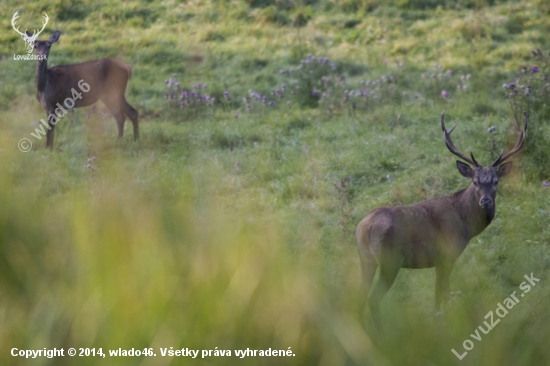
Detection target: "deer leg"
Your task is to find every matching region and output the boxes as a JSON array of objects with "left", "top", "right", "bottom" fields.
[
  {"left": 369, "top": 261, "right": 400, "bottom": 332},
  {"left": 358, "top": 249, "right": 378, "bottom": 323},
  {"left": 434, "top": 263, "right": 453, "bottom": 313},
  {"left": 46, "top": 111, "right": 55, "bottom": 149},
  {"left": 102, "top": 98, "right": 126, "bottom": 139},
  {"left": 123, "top": 99, "right": 139, "bottom": 141},
  {"left": 114, "top": 111, "right": 126, "bottom": 139}
]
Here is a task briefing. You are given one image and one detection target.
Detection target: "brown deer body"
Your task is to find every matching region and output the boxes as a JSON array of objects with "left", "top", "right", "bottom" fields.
[
  {"left": 31, "top": 31, "right": 138, "bottom": 148},
  {"left": 357, "top": 114, "right": 527, "bottom": 330}
]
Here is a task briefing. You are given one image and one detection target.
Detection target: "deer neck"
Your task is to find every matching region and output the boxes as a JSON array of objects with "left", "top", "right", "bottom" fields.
[
  {"left": 457, "top": 184, "right": 495, "bottom": 239},
  {"left": 35, "top": 58, "right": 48, "bottom": 92}
]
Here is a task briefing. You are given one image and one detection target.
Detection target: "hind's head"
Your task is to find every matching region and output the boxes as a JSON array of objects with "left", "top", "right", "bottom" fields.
[{"left": 29, "top": 30, "right": 60, "bottom": 58}]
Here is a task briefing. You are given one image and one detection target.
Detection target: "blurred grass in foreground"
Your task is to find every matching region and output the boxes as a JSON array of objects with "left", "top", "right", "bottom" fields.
[{"left": 0, "top": 117, "right": 549, "bottom": 365}]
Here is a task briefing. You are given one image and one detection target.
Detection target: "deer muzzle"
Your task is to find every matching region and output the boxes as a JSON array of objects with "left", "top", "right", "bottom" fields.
[{"left": 479, "top": 197, "right": 493, "bottom": 208}]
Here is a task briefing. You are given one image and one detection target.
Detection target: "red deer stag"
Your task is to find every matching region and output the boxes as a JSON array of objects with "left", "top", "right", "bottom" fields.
[
  {"left": 29, "top": 30, "right": 138, "bottom": 148},
  {"left": 356, "top": 113, "right": 527, "bottom": 330}
]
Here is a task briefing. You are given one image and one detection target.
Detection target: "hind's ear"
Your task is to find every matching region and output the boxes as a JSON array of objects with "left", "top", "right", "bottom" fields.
[
  {"left": 25, "top": 30, "right": 32, "bottom": 37},
  {"left": 49, "top": 30, "right": 60, "bottom": 43}
]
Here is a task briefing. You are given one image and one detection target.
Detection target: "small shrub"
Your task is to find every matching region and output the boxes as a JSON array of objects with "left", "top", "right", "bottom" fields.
[
  {"left": 502, "top": 49, "right": 550, "bottom": 180},
  {"left": 164, "top": 75, "right": 215, "bottom": 122},
  {"left": 281, "top": 54, "right": 338, "bottom": 108}
]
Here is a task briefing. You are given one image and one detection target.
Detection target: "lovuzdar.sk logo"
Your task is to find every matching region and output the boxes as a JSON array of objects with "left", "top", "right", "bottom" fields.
[{"left": 11, "top": 10, "right": 49, "bottom": 61}]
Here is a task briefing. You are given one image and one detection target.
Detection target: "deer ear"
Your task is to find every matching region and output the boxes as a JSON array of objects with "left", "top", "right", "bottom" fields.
[
  {"left": 49, "top": 30, "right": 60, "bottom": 43},
  {"left": 456, "top": 160, "right": 474, "bottom": 178},
  {"left": 25, "top": 30, "right": 32, "bottom": 37},
  {"left": 497, "top": 161, "right": 513, "bottom": 178}
]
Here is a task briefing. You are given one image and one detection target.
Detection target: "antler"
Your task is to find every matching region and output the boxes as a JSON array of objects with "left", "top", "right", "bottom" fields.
[
  {"left": 491, "top": 112, "right": 528, "bottom": 167},
  {"left": 11, "top": 11, "right": 26, "bottom": 37},
  {"left": 35, "top": 13, "right": 49, "bottom": 37},
  {"left": 441, "top": 113, "right": 479, "bottom": 167}
]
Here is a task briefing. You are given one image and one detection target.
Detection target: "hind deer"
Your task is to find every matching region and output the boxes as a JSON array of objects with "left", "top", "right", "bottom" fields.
[
  {"left": 356, "top": 113, "right": 527, "bottom": 330},
  {"left": 30, "top": 30, "right": 138, "bottom": 148}
]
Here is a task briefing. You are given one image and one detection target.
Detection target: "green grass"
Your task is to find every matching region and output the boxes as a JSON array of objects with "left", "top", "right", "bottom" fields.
[{"left": 1, "top": 0, "right": 549, "bottom": 365}]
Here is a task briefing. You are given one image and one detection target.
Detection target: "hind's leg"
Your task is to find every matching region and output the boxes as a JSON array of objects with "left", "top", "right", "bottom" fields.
[
  {"left": 115, "top": 112, "right": 126, "bottom": 138},
  {"left": 102, "top": 99, "right": 126, "bottom": 138},
  {"left": 123, "top": 99, "right": 139, "bottom": 141},
  {"left": 46, "top": 110, "right": 56, "bottom": 149}
]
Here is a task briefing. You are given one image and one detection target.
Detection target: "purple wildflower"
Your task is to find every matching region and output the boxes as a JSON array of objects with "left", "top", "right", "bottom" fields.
[
  {"left": 531, "top": 66, "right": 539, "bottom": 73},
  {"left": 234, "top": 113, "right": 239, "bottom": 119},
  {"left": 223, "top": 91, "right": 230, "bottom": 99},
  {"left": 543, "top": 181, "right": 548, "bottom": 189},
  {"left": 441, "top": 90, "right": 448, "bottom": 98},
  {"left": 312, "top": 89, "right": 319, "bottom": 96}
]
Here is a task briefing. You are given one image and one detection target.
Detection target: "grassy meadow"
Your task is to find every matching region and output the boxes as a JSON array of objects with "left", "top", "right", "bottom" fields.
[{"left": 0, "top": 0, "right": 550, "bottom": 365}]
